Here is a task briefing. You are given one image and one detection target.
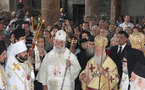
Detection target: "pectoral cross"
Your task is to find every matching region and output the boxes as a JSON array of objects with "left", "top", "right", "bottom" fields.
[{"left": 13, "top": 63, "right": 20, "bottom": 71}]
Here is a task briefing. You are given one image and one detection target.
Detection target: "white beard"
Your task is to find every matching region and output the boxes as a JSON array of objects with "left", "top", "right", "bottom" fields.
[
  {"left": 130, "top": 79, "right": 141, "bottom": 90},
  {"left": 86, "top": 47, "right": 95, "bottom": 57},
  {"left": 53, "top": 45, "right": 65, "bottom": 54},
  {"left": 94, "top": 53, "right": 106, "bottom": 65},
  {"left": 123, "top": 67, "right": 128, "bottom": 74}
]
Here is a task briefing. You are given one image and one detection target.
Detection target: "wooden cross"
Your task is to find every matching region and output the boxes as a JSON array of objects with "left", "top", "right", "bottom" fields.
[
  {"left": 13, "top": 63, "right": 20, "bottom": 71},
  {"left": 109, "top": 76, "right": 115, "bottom": 83},
  {"left": 89, "top": 64, "right": 95, "bottom": 72}
]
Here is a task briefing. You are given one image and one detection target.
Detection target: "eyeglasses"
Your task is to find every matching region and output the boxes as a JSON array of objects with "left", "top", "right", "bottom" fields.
[{"left": 121, "top": 59, "right": 127, "bottom": 63}]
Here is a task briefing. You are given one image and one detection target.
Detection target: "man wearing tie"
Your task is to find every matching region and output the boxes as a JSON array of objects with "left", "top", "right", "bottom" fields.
[{"left": 109, "top": 31, "right": 131, "bottom": 86}]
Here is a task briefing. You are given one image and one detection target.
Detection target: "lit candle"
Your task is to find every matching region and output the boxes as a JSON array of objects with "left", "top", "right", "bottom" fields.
[
  {"left": 33, "top": 18, "right": 40, "bottom": 40},
  {"left": 31, "top": 17, "right": 34, "bottom": 35},
  {"left": 35, "top": 20, "right": 45, "bottom": 39}
]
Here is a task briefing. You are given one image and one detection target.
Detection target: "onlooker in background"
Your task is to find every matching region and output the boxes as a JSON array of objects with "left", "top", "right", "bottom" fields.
[
  {"left": 82, "top": 22, "right": 90, "bottom": 31},
  {"left": 24, "top": 10, "right": 31, "bottom": 22},
  {"left": 125, "top": 26, "right": 132, "bottom": 35},
  {"left": 99, "top": 20, "right": 108, "bottom": 29},
  {"left": 106, "top": 36, "right": 119, "bottom": 55},
  {"left": 80, "top": 30, "right": 91, "bottom": 40},
  {"left": 6, "top": 11, "right": 17, "bottom": 34},
  {"left": 0, "top": 22, "right": 4, "bottom": 41},
  {"left": 108, "top": 24, "right": 116, "bottom": 40},
  {"left": 119, "top": 15, "right": 134, "bottom": 31},
  {"left": 89, "top": 21, "right": 95, "bottom": 30},
  {"left": 113, "top": 26, "right": 123, "bottom": 37},
  {"left": 90, "top": 25, "right": 100, "bottom": 37},
  {"left": 116, "top": 16, "right": 123, "bottom": 26},
  {"left": 43, "top": 30, "right": 53, "bottom": 52},
  {"left": 23, "top": 22, "right": 33, "bottom": 50},
  {"left": 50, "top": 26, "right": 59, "bottom": 38}
]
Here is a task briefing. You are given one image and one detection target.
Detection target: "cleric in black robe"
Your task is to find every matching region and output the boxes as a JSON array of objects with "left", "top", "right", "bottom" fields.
[
  {"left": 75, "top": 37, "right": 95, "bottom": 90},
  {"left": 124, "top": 48, "right": 145, "bottom": 79}
]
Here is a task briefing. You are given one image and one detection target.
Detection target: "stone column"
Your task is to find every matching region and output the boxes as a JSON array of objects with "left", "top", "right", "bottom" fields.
[
  {"left": 41, "top": 0, "right": 60, "bottom": 26},
  {"left": 110, "top": 0, "right": 119, "bottom": 24},
  {"left": 85, "top": 0, "right": 99, "bottom": 20},
  {"left": 0, "top": 0, "right": 10, "bottom": 11},
  {"left": 22, "top": 0, "right": 27, "bottom": 10}
]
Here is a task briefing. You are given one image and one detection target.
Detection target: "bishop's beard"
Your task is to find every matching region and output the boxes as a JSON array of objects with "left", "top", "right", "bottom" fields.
[
  {"left": 130, "top": 79, "right": 141, "bottom": 90},
  {"left": 53, "top": 45, "right": 65, "bottom": 54},
  {"left": 86, "top": 47, "right": 95, "bottom": 57},
  {"left": 123, "top": 66, "right": 128, "bottom": 74},
  {"left": 94, "top": 53, "right": 106, "bottom": 65}
]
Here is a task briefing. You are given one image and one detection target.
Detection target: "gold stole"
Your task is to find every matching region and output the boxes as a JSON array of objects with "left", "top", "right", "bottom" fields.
[{"left": 0, "top": 66, "right": 5, "bottom": 88}]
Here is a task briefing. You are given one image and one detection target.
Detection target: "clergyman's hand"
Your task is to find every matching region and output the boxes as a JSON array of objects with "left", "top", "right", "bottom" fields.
[
  {"left": 81, "top": 73, "right": 90, "bottom": 84},
  {"left": 66, "top": 60, "right": 71, "bottom": 67},
  {"left": 97, "top": 64, "right": 106, "bottom": 75}
]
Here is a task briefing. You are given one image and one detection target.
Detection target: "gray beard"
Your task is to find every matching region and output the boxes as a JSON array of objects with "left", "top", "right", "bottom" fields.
[
  {"left": 94, "top": 55, "right": 102, "bottom": 65},
  {"left": 94, "top": 53, "right": 106, "bottom": 65},
  {"left": 130, "top": 80, "right": 141, "bottom": 90},
  {"left": 53, "top": 46, "right": 65, "bottom": 54},
  {"left": 86, "top": 48, "right": 95, "bottom": 57},
  {"left": 123, "top": 67, "right": 128, "bottom": 74}
]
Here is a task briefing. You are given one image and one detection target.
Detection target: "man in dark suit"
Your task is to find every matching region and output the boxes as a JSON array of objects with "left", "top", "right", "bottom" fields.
[{"left": 109, "top": 31, "right": 131, "bottom": 83}]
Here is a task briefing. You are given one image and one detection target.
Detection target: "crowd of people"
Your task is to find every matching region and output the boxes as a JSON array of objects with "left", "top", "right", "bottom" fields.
[{"left": 0, "top": 9, "right": 145, "bottom": 90}]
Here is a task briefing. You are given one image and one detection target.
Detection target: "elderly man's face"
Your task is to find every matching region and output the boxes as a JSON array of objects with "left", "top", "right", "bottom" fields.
[
  {"left": 54, "top": 39, "right": 65, "bottom": 54},
  {"left": 100, "top": 29, "right": 108, "bottom": 37},
  {"left": 95, "top": 46, "right": 103, "bottom": 56},
  {"left": 130, "top": 72, "right": 145, "bottom": 90},
  {"left": 55, "top": 39, "right": 65, "bottom": 49}
]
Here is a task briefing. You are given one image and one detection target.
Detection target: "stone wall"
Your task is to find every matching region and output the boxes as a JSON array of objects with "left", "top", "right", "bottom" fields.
[
  {"left": 121, "top": 0, "right": 145, "bottom": 16},
  {"left": 0, "top": 0, "right": 9, "bottom": 11},
  {"left": 67, "top": 0, "right": 85, "bottom": 19}
]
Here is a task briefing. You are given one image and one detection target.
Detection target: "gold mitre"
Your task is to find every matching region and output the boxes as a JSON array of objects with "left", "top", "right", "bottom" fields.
[
  {"left": 129, "top": 32, "right": 145, "bottom": 49},
  {"left": 94, "top": 35, "right": 108, "bottom": 48}
]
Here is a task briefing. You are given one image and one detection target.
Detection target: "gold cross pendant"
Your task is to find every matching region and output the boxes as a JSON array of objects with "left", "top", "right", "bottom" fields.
[{"left": 13, "top": 63, "right": 20, "bottom": 71}]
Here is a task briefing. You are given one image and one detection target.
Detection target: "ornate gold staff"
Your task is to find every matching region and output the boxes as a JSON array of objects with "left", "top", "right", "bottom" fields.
[
  {"left": 61, "top": 38, "right": 77, "bottom": 90},
  {"left": 98, "top": 39, "right": 106, "bottom": 90}
]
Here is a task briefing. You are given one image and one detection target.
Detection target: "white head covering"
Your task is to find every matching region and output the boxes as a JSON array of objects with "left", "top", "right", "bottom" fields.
[
  {"left": 6, "top": 40, "right": 27, "bottom": 66},
  {"left": 13, "top": 40, "right": 27, "bottom": 56},
  {"left": 55, "top": 30, "right": 66, "bottom": 41}
]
